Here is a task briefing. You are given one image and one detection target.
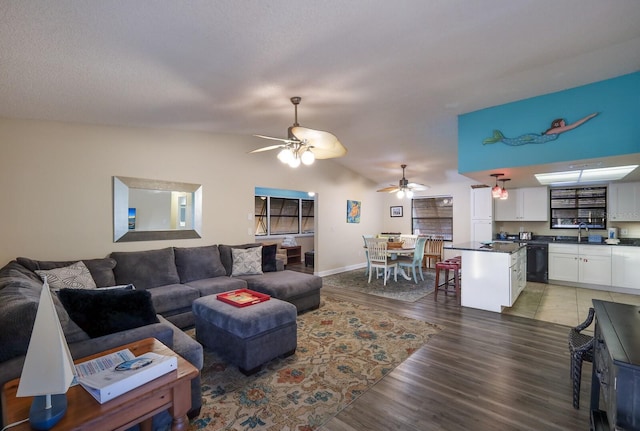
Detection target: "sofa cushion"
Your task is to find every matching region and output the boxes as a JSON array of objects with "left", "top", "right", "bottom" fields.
[
  {"left": 58, "top": 288, "right": 159, "bottom": 338},
  {"left": 174, "top": 245, "right": 226, "bottom": 283},
  {"left": 17, "top": 257, "right": 117, "bottom": 287},
  {"left": 219, "top": 243, "right": 262, "bottom": 276},
  {"left": 231, "top": 246, "right": 263, "bottom": 276},
  {"left": 236, "top": 270, "right": 323, "bottom": 300},
  {"left": 110, "top": 248, "right": 180, "bottom": 290},
  {"left": 146, "top": 284, "right": 200, "bottom": 315},
  {"left": 0, "top": 261, "right": 89, "bottom": 363},
  {"left": 261, "top": 244, "right": 278, "bottom": 273},
  {"left": 35, "top": 261, "right": 97, "bottom": 291},
  {"left": 185, "top": 276, "right": 247, "bottom": 297}
]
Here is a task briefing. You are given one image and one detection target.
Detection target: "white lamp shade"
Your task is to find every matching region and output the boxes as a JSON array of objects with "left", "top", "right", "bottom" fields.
[
  {"left": 500, "top": 188, "right": 509, "bottom": 200},
  {"left": 301, "top": 149, "right": 315, "bottom": 165},
  {"left": 277, "top": 148, "right": 293, "bottom": 164},
  {"left": 288, "top": 157, "right": 301, "bottom": 168},
  {"left": 17, "top": 279, "right": 75, "bottom": 397},
  {"left": 491, "top": 185, "right": 502, "bottom": 198}
]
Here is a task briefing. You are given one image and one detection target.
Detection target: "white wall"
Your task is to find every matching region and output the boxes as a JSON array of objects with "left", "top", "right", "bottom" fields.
[{"left": 0, "top": 118, "right": 386, "bottom": 274}]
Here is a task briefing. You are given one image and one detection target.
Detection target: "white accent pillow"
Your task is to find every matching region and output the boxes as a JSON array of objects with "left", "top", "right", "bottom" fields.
[
  {"left": 231, "top": 247, "right": 264, "bottom": 276},
  {"left": 35, "top": 261, "right": 97, "bottom": 290}
]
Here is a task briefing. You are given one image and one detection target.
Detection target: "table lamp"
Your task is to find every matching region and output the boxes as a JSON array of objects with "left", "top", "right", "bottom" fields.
[{"left": 17, "top": 277, "right": 76, "bottom": 430}]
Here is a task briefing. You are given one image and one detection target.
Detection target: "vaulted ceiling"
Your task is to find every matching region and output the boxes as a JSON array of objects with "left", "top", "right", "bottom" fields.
[{"left": 2, "top": 1, "right": 640, "bottom": 189}]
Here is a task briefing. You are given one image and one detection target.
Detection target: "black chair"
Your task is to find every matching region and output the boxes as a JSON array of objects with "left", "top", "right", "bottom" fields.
[{"left": 568, "top": 307, "right": 595, "bottom": 409}]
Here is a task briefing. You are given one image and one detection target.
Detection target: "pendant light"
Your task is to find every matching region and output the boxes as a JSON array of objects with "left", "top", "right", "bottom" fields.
[
  {"left": 499, "top": 178, "right": 510, "bottom": 200},
  {"left": 490, "top": 173, "right": 504, "bottom": 198}
]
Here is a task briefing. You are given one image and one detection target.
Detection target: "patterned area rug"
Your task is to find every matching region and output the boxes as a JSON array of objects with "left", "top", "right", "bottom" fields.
[
  {"left": 188, "top": 297, "right": 441, "bottom": 430},
  {"left": 322, "top": 268, "right": 437, "bottom": 302}
]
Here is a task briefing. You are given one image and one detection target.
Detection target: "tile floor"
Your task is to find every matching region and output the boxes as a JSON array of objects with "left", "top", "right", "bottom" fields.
[{"left": 503, "top": 282, "right": 640, "bottom": 333}]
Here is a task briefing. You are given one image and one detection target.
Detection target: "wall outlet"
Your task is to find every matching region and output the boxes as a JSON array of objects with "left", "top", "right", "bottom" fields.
[{"left": 621, "top": 228, "right": 629, "bottom": 235}]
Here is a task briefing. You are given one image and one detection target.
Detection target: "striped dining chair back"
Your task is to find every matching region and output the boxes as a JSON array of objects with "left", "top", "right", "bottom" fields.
[
  {"left": 365, "top": 237, "right": 397, "bottom": 285},
  {"left": 423, "top": 238, "right": 444, "bottom": 269},
  {"left": 399, "top": 234, "right": 418, "bottom": 248}
]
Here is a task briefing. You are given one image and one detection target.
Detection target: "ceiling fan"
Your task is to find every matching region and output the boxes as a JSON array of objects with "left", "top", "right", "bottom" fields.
[
  {"left": 250, "top": 96, "right": 347, "bottom": 168},
  {"left": 377, "top": 164, "right": 428, "bottom": 198}
]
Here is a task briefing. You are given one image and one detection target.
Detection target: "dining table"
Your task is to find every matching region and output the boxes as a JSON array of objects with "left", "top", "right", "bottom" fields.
[{"left": 385, "top": 247, "right": 415, "bottom": 281}]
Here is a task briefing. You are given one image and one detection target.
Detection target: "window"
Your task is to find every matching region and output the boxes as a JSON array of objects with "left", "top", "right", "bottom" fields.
[
  {"left": 254, "top": 196, "right": 315, "bottom": 236},
  {"left": 549, "top": 187, "right": 607, "bottom": 229},
  {"left": 411, "top": 196, "right": 453, "bottom": 240}
]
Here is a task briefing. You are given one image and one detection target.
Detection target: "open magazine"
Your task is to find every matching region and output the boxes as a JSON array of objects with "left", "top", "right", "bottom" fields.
[{"left": 75, "top": 349, "right": 177, "bottom": 404}]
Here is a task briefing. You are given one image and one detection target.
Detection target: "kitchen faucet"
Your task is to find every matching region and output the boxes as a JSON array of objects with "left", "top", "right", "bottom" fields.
[{"left": 577, "top": 222, "right": 588, "bottom": 242}]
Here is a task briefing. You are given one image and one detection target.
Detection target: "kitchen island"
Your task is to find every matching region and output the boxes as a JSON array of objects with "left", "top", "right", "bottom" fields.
[{"left": 447, "top": 241, "right": 526, "bottom": 313}]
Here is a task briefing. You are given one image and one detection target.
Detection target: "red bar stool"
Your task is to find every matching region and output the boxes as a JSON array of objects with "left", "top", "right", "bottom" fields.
[{"left": 434, "top": 256, "right": 461, "bottom": 304}]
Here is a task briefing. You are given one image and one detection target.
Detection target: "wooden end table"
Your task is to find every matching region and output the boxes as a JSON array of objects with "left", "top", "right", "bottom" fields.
[{"left": 2, "top": 338, "right": 199, "bottom": 431}]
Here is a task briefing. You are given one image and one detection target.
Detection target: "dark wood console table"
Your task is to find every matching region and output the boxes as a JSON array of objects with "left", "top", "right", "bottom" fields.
[
  {"left": 281, "top": 246, "right": 302, "bottom": 264},
  {"left": 590, "top": 300, "right": 640, "bottom": 430}
]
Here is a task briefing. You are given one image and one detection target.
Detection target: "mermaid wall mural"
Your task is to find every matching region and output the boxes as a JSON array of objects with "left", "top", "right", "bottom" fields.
[{"left": 482, "top": 112, "right": 598, "bottom": 146}]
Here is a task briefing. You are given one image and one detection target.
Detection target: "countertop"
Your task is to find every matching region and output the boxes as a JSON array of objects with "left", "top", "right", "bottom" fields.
[
  {"left": 496, "top": 235, "right": 640, "bottom": 246},
  {"left": 447, "top": 241, "right": 525, "bottom": 254}
]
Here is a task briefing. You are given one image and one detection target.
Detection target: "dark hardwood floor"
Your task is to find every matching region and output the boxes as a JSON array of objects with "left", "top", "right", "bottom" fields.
[{"left": 289, "top": 263, "right": 592, "bottom": 431}]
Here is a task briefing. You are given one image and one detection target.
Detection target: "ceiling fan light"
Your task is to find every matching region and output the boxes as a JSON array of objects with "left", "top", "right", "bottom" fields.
[
  {"left": 301, "top": 149, "right": 315, "bottom": 165},
  {"left": 396, "top": 189, "right": 405, "bottom": 199},
  {"left": 405, "top": 189, "right": 414, "bottom": 199},
  {"left": 277, "top": 147, "right": 293, "bottom": 164},
  {"left": 288, "top": 157, "right": 301, "bottom": 168}
]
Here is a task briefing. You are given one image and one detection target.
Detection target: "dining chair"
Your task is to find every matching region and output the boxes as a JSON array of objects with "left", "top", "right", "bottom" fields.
[
  {"left": 568, "top": 307, "right": 595, "bottom": 409},
  {"left": 365, "top": 238, "right": 397, "bottom": 285},
  {"left": 423, "top": 238, "right": 444, "bottom": 269},
  {"left": 397, "top": 237, "right": 427, "bottom": 283},
  {"left": 362, "top": 235, "right": 375, "bottom": 276},
  {"left": 399, "top": 234, "right": 418, "bottom": 248}
]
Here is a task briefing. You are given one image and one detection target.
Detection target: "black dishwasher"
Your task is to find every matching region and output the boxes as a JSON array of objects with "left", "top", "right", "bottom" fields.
[{"left": 526, "top": 243, "right": 548, "bottom": 283}]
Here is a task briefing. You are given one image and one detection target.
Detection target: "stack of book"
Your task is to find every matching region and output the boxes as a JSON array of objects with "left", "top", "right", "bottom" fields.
[{"left": 75, "top": 349, "right": 177, "bottom": 404}]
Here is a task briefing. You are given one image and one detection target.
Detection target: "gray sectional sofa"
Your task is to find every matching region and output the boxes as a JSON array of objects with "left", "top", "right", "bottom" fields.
[{"left": 0, "top": 242, "right": 322, "bottom": 426}]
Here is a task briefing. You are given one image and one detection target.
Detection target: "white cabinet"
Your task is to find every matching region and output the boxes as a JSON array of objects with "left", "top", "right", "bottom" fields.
[
  {"left": 608, "top": 182, "right": 640, "bottom": 221},
  {"left": 470, "top": 187, "right": 493, "bottom": 243},
  {"left": 612, "top": 246, "right": 640, "bottom": 290},
  {"left": 460, "top": 246, "right": 526, "bottom": 313},
  {"left": 548, "top": 243, "right": 611, "bottom": 286},
  {"left": 548, "top": 244, "right": 579, "bottom": 281},
  {"left": 510, "top": 246, "right": 527, "bottom": 305},
  {"left": 471, "top": 187, "right": 493, "bottom": 220},
  {"left": 494, "top": 187, "right": 548, "bottom": 221}
]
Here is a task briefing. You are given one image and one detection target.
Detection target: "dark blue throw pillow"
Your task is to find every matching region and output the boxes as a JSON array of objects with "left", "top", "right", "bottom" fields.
[
  {"left": 262, "top": 244, "right": 278, "bottom": 272},
  {"left": 58, "top": 288, "right": 159, "bottom": 338}
]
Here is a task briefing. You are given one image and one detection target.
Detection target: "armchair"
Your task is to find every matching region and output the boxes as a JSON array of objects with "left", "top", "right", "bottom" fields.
[{"left": 568, "top": 307, "right": 595, "bottom": 409}]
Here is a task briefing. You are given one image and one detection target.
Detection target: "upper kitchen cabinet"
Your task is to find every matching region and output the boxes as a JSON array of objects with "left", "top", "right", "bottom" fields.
[
  {"left": 471, "top": 187, "right": 493, "bottom": 220},
  {"left": 494, "top": 187, "right": 548, "bottom": 221},
  {"left": 608, "top": 182, "right": 640, "bottom": 221}
]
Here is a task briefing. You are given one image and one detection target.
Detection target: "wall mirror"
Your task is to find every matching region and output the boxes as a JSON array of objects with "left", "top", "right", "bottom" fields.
[{"left": 113, "top": 176, "right": 202, "bottom": 242}]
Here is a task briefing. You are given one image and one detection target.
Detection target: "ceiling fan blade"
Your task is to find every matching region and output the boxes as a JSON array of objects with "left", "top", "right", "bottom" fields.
[
  {"left": 291, "top": 126, "right": 347, "bottom": 159},
  {"left": 249, "top": 144, "right": 285, "bottom": 153},
  {"left": 253, "top": 134, "right": 297, "bottom": 144},
  {"left": 408, "top": 182, "right": 429, "bottom": 191},
  {"left": 377, "top": 186, "right": 399, "bottom": 193}
]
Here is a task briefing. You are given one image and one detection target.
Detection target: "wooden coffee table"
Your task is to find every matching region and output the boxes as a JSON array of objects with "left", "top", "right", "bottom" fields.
[{"left": 1, "top": 338, "right": 199, "bottom": 431}]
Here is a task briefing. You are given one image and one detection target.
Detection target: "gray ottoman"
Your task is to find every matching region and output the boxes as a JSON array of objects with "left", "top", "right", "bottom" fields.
[{"left": 193, "top": 294, "right": 297, "bottom": 375}]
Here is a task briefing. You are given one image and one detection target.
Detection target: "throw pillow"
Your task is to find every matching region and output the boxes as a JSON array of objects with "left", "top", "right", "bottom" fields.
[
  {"left": 231, "top": 246, "right": 263, "bottom": 276},
  {"left": 35, "top": 261, "right": 97, "bottom": 291},
  {"left": 174, "top": 245, "right": 227, "bottom": 283},
  {"left": 261, "top": 244, "right": 278, "bottom": 272},
  {"left": 58, "top": 288, "right": 159, "bottom": 338},
  {"left": 17, "top": 257, "right": 117, "bottom": 287}
]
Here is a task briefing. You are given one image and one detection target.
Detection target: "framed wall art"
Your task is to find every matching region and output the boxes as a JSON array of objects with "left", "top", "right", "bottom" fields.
[
  {"left": 347, "top": 200, "right": 361, "bottom": 223},
  {"left": 390, "top": 206, "right": 403, "bottom": 217}
]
